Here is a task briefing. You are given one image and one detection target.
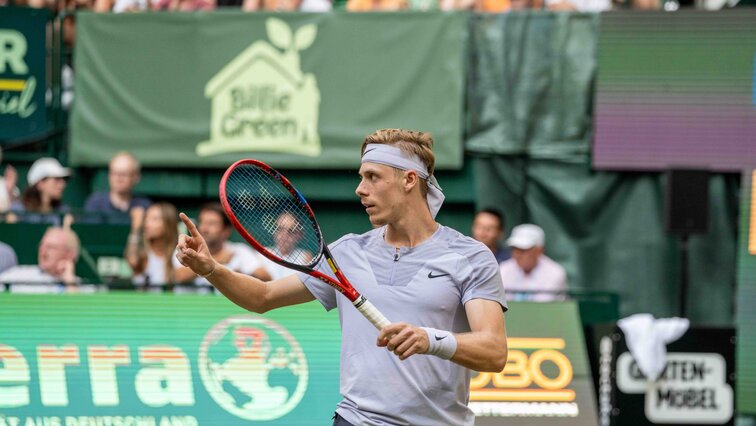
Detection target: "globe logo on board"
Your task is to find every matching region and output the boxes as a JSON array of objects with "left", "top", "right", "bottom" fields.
[{"left": 198, "top": 315, "right": 308, "bottom": 420}]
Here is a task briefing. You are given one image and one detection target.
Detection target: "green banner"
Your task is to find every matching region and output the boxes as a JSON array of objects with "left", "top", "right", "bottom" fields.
[
  {"left": 70, "top": 12, "right": 466, "bottom": 170},
  {"left": 465, "top": 12, "right": 598, "bottom": 159},
  {"left": 0, "top": 7, "right": 48, "bottom": 140},
  {"left": 0, "top": 294, "right": 342, "bottom": 425}
]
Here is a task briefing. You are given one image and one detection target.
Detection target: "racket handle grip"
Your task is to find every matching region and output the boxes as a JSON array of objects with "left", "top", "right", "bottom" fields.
[{"left": 353, "top": 296, "right": 391, "bottom": 330}]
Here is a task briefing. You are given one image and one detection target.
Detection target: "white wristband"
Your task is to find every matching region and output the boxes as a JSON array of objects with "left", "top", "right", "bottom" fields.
[{"left": 421, "top": 327, "right": 457, "bottom": 360}]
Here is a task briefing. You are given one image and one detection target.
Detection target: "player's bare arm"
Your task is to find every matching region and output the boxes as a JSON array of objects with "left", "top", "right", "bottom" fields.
[
  {"left": 176, "top": 212, "right": 314, "bottom": 313},
  {"left": 377, "top": 298, "right": 507, "bottom": 372},
  {"left": 451, "top": 298, "right": 507, "bottom": 372}
]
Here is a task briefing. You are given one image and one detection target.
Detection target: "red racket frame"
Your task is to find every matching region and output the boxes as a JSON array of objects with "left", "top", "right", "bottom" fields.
[{"left": 219, "top": 159, "right": 360, "bottom": 302}]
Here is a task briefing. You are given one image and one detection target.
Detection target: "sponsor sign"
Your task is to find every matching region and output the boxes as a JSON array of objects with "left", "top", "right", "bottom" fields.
[
  {"left": 472, "top": 302, "right": 599, "bottom": 426},
  {"left": 0, "top": 7, "right": 47, "bottom": 140},
  {"left": 0, "top": 294, "right": 340, "bottom": 425},
  {"left": 197, "top": 18, "right": 321, "bottom": 158},
  {"left": 71, "top": 12, "right": 466, "bottom": 169},
  {"left": 2, "top": 295, "right": 597, "bottom": 425},
  {"left": 617, "top": 353, "right": 733, "bottom": 424},
  {"left": 591, "top": 326, "right": 735, "bottom": 426}
]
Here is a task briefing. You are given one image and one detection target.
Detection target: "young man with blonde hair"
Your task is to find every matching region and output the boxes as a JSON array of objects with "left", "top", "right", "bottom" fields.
[{"left": 176, "top": 128, "right": 508, "bottom": 425}]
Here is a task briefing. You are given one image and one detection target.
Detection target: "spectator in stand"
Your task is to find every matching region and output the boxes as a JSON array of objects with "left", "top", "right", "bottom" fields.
[
  {"left": 254, "top": 0, "right": 330, "bottom": 11},
  {"left": 174, "top": 202, "right": 271, "bottom": 293},
  {"left": 12, "top": 158, "right": 71, "bottom": 217},
  {"left": 125, "top": 202, "right": 178, "bottom": 290},
  {"left": 0, "top": 147, "right": 19, "bottom": 213},
  {"left": 94, "top": 0, "right": 149, "bottom": 12},
  {"left": 346, "top": 0, "right": 406, "bottom": 11},
  {"left": 472, "top": 208, "right": 510, "bottom": 264},
  {"left": 0, "top": 241, "right": 18, "bottom": 274},
  {"left": 543, "top": 0, "right": 610, "bottom": 11},
  {"left": 149, "top": 0, "right": 216, "bottom": 10},
  {"left": 0, "top": 227, "right": 81, "bottom": 293},
  {"left": 498, "top": 224, "right": 567, "bottom": 302},
  {"left": 630, "top": 0, "right": 659, "bottom": 8},
  {"left": 260, "top": 212, "right": 313, "bottom": 280},
  {"left": 474, "top": 0, "right": 510, "bottom": 12},
  {"left": 508, "top": 0, "right": 542, "bottom": 7},
  {"left": 346, "top": 0, "right": 474, "bottom": 10},
  {"left": 85, "top": 152, "right": 151, "bottom": 216}
]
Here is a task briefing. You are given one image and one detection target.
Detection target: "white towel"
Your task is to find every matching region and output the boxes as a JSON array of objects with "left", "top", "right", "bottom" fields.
[{"left": 617, "top": 313, "right": 690, "bottom": 381}]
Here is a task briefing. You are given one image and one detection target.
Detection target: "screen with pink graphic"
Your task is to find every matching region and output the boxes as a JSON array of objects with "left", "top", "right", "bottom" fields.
[{"left": 593, "top": 11, "right": 756, "bottom": 172}]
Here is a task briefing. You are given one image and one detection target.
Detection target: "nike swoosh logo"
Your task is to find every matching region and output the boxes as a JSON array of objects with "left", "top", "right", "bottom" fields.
[
  {"left": 435, "top": 335, "right": 447, "bottom": 341},
  {"left": 428, "top": 271, "right": 451, "bottom": 279}
]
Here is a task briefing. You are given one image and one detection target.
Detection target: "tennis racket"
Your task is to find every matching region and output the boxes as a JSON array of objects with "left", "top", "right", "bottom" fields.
[{"left": 219, "top": 159, "right": 391, "bottom": 330}]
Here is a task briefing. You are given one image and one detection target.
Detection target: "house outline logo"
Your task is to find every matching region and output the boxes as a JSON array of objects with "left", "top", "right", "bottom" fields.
[{"left": 197, "top": 18, "right": 321, "bottom": 157}]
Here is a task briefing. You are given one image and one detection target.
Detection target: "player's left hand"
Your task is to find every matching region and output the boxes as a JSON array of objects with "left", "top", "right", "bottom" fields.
[{"left": 377, "top": 322, "right": 430, "bottom": 361}]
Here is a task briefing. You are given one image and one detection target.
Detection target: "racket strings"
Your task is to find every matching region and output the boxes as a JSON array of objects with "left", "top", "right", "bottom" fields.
[{"left": 225, "top": 165, "right": 322, "bottom": 267}]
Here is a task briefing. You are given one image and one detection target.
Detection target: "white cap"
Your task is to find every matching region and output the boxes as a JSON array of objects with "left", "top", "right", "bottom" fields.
[
  {"left": 27, "top": 158, "right": 71, "bottom": 187},
  {"left": 506, "top": 224, "right": 545, "bottom": 250}
]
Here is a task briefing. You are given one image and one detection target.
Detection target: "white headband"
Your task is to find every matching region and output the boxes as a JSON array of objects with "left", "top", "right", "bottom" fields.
[{"left": 360, "top": 144, "right": 445, "bottom": 218}]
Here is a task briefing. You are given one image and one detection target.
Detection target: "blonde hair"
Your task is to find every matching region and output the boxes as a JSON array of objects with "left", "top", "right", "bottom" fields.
[
  {"left": 361, "top": 129, "right": 436, "bottom": 197},
  {"left": 361, "top": 129, "right": 435, "bottom": 175}
]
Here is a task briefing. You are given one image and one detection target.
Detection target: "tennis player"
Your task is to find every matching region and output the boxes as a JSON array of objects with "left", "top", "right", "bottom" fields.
[{"left": 176, "top": 129, "right": 508, "bottom": 425}]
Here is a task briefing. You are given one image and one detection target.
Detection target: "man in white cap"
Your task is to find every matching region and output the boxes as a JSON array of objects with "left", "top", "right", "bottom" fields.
[
  {"left": 175, "top": 128, "right": 508, "bottom": 426},
  {"left": 499, "top": 224, "right": 567, "bottom": 302}
]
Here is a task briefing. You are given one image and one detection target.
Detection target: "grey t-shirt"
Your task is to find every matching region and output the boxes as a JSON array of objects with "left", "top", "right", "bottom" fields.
[{"left": 299, "top": 224, "right": 507, "bottom": 426}]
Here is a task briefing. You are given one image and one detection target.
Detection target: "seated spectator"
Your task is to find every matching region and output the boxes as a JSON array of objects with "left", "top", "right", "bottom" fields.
[
  {"left": 0, "top": 227, "right": 81, "bottom": 293},
  {"left": 257, "top": 0, "right": 329, "bottom": 10},
  {"left": 84, "top": 152, "right": 151, "bottom": 216},
  {"left": 261, "top": 212, "right": 313, "bottom": 280},
  {"left": 94, "top": 0, "right": 149, "bottom": 12},
  {"left": 0, "top": 240, "right": 18, "bottom": 274},
  {"left": 474, "top": 0, "right": 510, "bottom": 12},
  {"left": 0, "top": 147, "right": 19, "bottom": 213},
  {"left": 176, "top": 0, "right": 216, "bottom": 9},
  {"left": 346, "top": 0, "right": 407, "bottom": 11},
  {"left": 125, "top": 202, "right": 178, "bottom": 290},
  {"left": 509, "top": 0, "right": 542, "bottom": 8},
  {"left": 499, "top": 224, "right": 567, "bottom": 302},
  {"left": 437, "top": 0, "right": 473, "bottom": 8},
  {"left": 472, "top": 208, "right": 510, "bottom": 264},
  {"left": 150, "top": 0, "right": 215, "bottom": 9},
  {"left": 11, "top": 158, "right": 71, "bottom": 225},
  {"left": 173, "top": 202, "right": 271, "bottom": 293},
  {"left": 544, "top": 0, "right": 610, "bottom": 11}
]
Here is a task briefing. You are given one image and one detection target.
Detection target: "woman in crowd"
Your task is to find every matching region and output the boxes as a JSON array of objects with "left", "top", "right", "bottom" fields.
[
  {"left": 125, "top": 201, "right": 178, "bottom": 290},
  {"left": 13, "top": 158, "right": 71, "bottom": 215}
]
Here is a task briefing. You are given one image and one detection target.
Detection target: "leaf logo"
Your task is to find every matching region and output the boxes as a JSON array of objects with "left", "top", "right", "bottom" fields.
[{"left": 198, "top": 19, "right": 321, "bottom": 157}]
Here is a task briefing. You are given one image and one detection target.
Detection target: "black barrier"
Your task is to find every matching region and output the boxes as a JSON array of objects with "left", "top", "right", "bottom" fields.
[{"left": 586, "top": 325, "right": 735, "bottom": 426}]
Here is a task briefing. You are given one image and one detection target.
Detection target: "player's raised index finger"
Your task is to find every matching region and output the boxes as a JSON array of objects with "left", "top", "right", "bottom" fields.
[{"left": 179, "top": 212, "right": 200, "bottom": 236}]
